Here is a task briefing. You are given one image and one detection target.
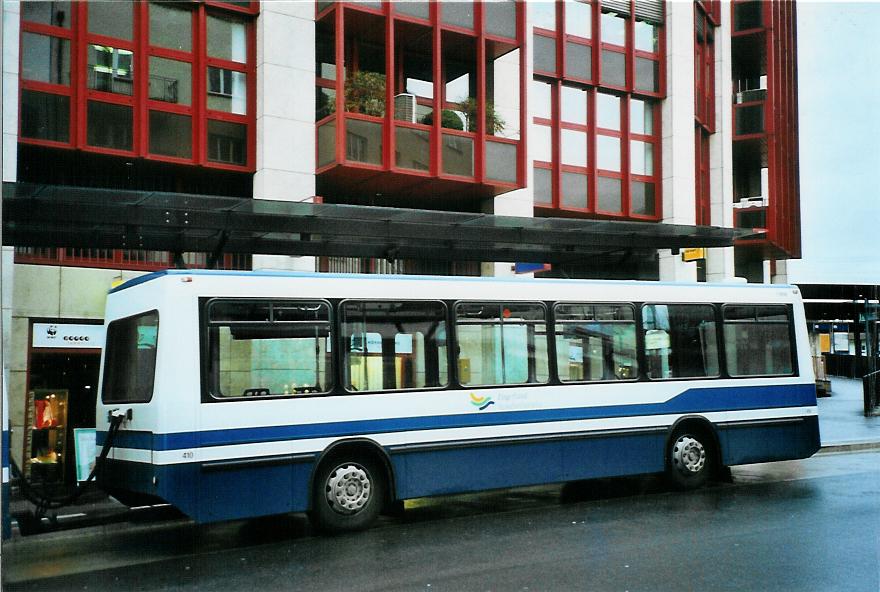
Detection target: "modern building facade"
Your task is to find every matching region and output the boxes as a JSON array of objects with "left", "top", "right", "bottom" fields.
[{"left": 0, "top": 1, "right": 801, "bottom": 482}]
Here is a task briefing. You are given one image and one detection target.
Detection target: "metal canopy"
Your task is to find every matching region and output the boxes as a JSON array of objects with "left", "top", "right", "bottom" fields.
[{"left": 2, "top": 183, "right": 751, "bottom": 264}]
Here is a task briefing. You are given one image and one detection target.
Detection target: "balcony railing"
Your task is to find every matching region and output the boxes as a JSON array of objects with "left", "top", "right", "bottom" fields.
[{"left": 14, "top": 248, "right": 251, "bottom": 271}]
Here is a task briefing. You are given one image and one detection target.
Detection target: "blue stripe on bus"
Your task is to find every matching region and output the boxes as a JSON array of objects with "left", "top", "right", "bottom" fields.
[
  {"left": 2, "top": 429, "right": 8, "bottom": 471},
  {"left": 98, "top": 383, "right": 816, "bottom": 451}
]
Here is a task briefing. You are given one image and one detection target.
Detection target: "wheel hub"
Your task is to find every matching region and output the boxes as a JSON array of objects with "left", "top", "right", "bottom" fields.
[
  {"left": 672, "top": 435, "right": 706, "bottom": 475},
  {"left": 326, "top": 464, "right": 371, "bottom": 515}
]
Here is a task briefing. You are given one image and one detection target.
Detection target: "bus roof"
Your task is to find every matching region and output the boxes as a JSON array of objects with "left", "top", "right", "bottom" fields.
[{"left": 109, "top": 268, "right": 796, "bottom": 295}]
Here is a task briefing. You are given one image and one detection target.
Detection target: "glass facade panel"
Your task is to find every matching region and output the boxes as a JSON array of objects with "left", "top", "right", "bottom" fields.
[
  {"left": 316, "top": 87, "right": 336, "bottom": 121},
  {"left": 597, "top": 176, "right": 621, "bottom": 212},
  {"left": 561, "top": 172, "right": 587, "bottom": 209},
  {"left": 87, "top": 45, "right": 134, "bottom": 96},
  {"left": 561, "top": 85, "right": 587, "bottom": 125},
  {"left": 207, "top": 14, "right": 247, "bottom": 63},
  {"left": 630, "top": 140, "right": 653, "bottom": 175},
  {"left": 601, "top": 50, "right": 625, "bottom": 87},
  {"left": 601, "top": 11, "right": 626, "bottom": 45},
  {"left": 736, "top": 104, "right": 764, "bottom": 135},
  {"left": 207, "top": 67, "right": 246, "bottom": 114},
  {"left": 149, "top": 3, "right": 192, "bottom": 53},
  {"left": 597, "top": 135, "right": 620, "bottom": 171},
  {"left": 596, "top": 92, "right": 620, "bottom": 130},
  {"left": 317, "top": 119, "right": 336, "bottom": 167},
  {"left": 396, "top": 126, "right": 430, "bottom": 172},
  {"left": 533, "top": 34, "right": 557, "bottom": 73},
  {"left": 635, "top": 20, "right": 658, "bottom": 53},
  {"left": 486, "top": 141, "right": 517, "bottom": 183},
  {"left": 207, "top": 119, "right": 247, "bottom": 165},
  {"left": 396, "top": 2, "right": 430, "bottom": 20},
  {"left": 531, "top": 2, "right": 556, "bottom": 31},
  {"left": 486, "top": 0, "right": 517, "bottom": 38},
  {"left": 20, "top": 90, "right": 69, "bottom": 142},
  {"left": 442, "top": 1, "right": 474, "bottom": 30},
  {"left": 149, "top": 111, "right": 192, "bottom": 158},
  {"left": 88, "top": 1, "right": 133, "bottom": 40},
  {"left": 631, "top": 181, "right": 655, "bottom": 216},
  {"left": 630, "top": 98, "right": 653, "bottom": 135},
  {"left": 442, "top": 134, "right": 474, "bottom": 176},
  {"left": 87, "top": 101, "right": 133, "bottom": 150},
  {"left": 534, "top": 166, "right": 552, "bottom": 204},
  {"left": 22, "top": 1, "right": 71, "bottom": 28},
  {"left": 149, "top": 57, "right": 192, "bottom": 106},
  {"left": 561, "top": 129, "right": 587, "bottom": 167},
  {"left": 346, "top": 119, "right": 383, "bottom": 165},
  {"left": 532, "top": 80, "right": 553, "bottom": 120},
  {"left": 531, "top": 123, "right": 553, "bottom": 162},
  {"left": 565, "top": 0, "right": 591, "bottom": 38},
  {"left": 21, "top": 33, "right": 70, "bottom": 85},
  {"left": 564, "top": 41, "right": 591, "bottom": 80},
  {"left": 635, "top": 57, "right": 659, "bottom": 92}
]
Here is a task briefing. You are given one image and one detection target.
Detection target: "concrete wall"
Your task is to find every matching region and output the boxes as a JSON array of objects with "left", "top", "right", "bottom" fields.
[
  {"left": 659, "top": 0, "right": 698, "bottom": 282},
  {"left": 252, "top": 2, "right": 317, "bottom": 272}
]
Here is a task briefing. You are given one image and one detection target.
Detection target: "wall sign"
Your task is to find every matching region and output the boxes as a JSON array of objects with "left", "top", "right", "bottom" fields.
[{"left": 33, "top": 323, "right": 104, "bottom": 349}]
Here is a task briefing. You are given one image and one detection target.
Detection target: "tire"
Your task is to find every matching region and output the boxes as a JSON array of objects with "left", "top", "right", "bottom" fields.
[
  {"left": 666, "top": 428, "right": 714, "bottom": 490},
  {"left": 311, "top": 456, "right": 385, "bottom": 534}
]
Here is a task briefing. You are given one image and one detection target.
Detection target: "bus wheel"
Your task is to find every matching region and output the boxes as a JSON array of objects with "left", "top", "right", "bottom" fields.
[
  {"left": 311, "top": 457, "right": 384, "bottom": 534},
  {"left": 666, "top": 429, "right": 713, "bottom": 490}
]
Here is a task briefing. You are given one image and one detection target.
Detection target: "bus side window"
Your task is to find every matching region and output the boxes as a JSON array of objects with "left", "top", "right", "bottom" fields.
[
  {"left": 340, "top": 300, "right": 448, "bottom": 392},
  {"left": 642, "top": 304, "right": 719, "bottom": 379},
  {"left": 554, "top": 303, "right": 637, "bottom": 382},
  {"left": 455, "top": 302, "right": 549, "bottom": 386},
  {"left": 723, "top": 305, "right": 794, "bottom": 376},
  {"left": 206, "top": 300, "right": 333, "bottom": 398}
]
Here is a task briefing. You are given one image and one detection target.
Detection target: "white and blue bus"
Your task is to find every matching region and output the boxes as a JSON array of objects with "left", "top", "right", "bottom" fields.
[{"left": 95, "top": 270, "right": 820, "bottom": 533}]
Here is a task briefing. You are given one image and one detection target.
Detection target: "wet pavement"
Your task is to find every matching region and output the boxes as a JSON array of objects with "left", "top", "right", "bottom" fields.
[
  {"left": 3, "top": 449, "right": 879, "bottom": 592},
  {"left": 816, "top": 377, "right": 880, "bottom": 446},
  {"left": 3, "top": 376, "right": 879, "bottom": 590}
]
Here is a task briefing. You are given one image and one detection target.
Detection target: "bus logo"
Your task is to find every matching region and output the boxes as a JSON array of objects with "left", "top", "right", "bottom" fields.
[{"left": 469, "top": 393, "right": 495, "bottom": 411}]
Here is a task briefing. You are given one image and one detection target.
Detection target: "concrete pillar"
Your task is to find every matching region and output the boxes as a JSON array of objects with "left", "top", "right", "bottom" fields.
[
  {"left": 659, "top": 1, "right": 697, "bottom": 282},
  {"left": 251, "top": 2, "right": 317, "bottom": 272},
  {"left": 706, "top": 6, "right": 735, "bottom": 283},
  {"left": 771, "top": 259, "right": 789, "bottom": 284}
]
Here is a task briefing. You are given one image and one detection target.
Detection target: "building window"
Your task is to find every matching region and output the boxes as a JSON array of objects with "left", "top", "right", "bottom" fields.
[
  {"left": 532, "top": 0, "right": 663, "bottom": 219},
  {"left": 18, "top": 1, "right": 255, "bottom": 169}
]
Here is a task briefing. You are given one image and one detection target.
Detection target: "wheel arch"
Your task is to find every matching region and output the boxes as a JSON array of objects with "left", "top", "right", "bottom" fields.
[
  {"left": 666, "top": 415, "right": 723, "bottom": 471},
  {"left": 309, "top": 438, "right": 397, "bottom": 511}
]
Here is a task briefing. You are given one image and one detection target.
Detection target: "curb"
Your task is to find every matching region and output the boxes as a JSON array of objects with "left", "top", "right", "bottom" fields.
[{"left": 818, "top": 440, "right": 880, "bottom": 454}]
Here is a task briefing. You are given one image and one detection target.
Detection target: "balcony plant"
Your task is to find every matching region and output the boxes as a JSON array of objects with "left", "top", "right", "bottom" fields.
[
  {"left": 344, "top": 70, "right": 386, "bottom": 117},
  {"left": 459, "top": 98, "right": 505, "bottom": 134}
]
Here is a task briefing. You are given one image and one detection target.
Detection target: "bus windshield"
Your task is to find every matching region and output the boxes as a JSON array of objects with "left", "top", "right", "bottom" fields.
[{"left": 102, "top": 310, "right": 159, "bottom": 403}]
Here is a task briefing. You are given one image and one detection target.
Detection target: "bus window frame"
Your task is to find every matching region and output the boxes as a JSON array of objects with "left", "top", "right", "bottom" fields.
[
  {"left": 101, "top": 308, "right": 160, "bottom": 404},
  {"left": 640, "top": 301, "right": 723, "bottom": 382},
  {"left": 552, "top": 301, "right": 640, "bottom": 385},
  {"left": 452, "top": 300, "right": 551, "bottom": 388},
  {"left": 337, "top": 298, "right": 451, "bottom": 395},
  {"left": 200, "top": 297, "right": 335, "bottom": 402},
  {"left": 720, "top": 303, "right": 799, "bottom": 379}
]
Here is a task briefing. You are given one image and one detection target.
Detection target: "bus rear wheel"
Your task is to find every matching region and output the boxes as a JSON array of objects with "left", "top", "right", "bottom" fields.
[
  {"left": 666, "top": 428, "right": 714, "bottom": 490},
  {"left": 311, "top": 456, "right": 385, "bottom": 534}
]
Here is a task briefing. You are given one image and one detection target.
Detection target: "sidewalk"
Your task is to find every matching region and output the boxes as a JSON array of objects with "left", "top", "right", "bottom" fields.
[{"left": 817, "top": 376, "right": 880, "bottom": 448}]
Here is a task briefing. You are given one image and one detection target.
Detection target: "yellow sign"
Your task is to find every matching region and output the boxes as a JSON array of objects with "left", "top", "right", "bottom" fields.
[{"left": 681, "top": 248, "right": 706, "bottom": 262}]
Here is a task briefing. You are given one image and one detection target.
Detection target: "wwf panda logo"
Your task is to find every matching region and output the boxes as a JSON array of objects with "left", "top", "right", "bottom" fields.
[{"left": 46, "top": 325, "right": 57, "bottom": 338}]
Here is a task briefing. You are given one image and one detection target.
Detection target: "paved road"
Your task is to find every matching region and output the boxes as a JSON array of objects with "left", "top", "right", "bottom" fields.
[{"left": 3, "top": 450, "right": 879, "bottom": 591}]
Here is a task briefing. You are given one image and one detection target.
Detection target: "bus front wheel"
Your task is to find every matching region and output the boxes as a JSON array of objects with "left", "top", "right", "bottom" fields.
[
  {"left": 666, "top": 428, "right": 714, "bottom": 490},
  {"left": 311, "top": 456, "right": 385, "bottom": 534}
]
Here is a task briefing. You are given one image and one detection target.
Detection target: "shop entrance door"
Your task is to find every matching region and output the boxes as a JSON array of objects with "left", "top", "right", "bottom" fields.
[{"left": 28, "top": 352, "right": 101, "bottom": 485}]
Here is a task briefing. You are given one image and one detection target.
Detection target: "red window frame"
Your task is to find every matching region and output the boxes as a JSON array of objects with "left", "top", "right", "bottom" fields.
[
  {"left": 18, "top": 1, "right": 257, "bottom": 171},
  {"left": 315, "top": 1, "right": 527, "bottom": 190},
  {"left": 532, "top": 0, "right": 664, "bottom": 221}
]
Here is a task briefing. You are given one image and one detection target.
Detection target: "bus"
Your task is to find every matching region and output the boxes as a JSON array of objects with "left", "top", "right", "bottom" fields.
[{"left": 95, "top": 270, "right": 820, "bottom": 533}]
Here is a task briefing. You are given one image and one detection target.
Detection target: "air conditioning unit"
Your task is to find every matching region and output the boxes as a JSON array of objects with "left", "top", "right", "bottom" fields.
[
  {"left": 736, "top": 196, "right": 766, "bottom": 208},
  {"left": 394, "top": 93, "right": 417, "bottom": 123},
  {"left": 735, "top": 88, "right": 767, "bottom": 104}
]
